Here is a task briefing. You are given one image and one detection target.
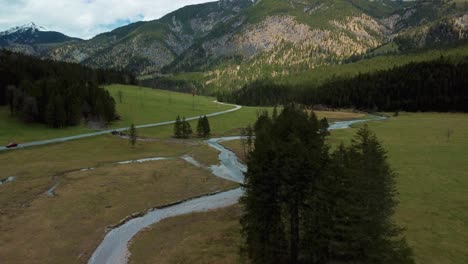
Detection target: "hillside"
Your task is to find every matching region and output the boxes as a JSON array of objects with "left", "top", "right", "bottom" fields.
[
  {"left": 44, "top": 0, "right": 467, "bottom": 79},
  {"left": 196, "top": 0, "right": 468, "bottom": 91},
  {"left": 48, "top": 0, "right": 254, "bottom": 74},
  {"left": 2, "top": 0, "right": 467, "bottom": 93}
]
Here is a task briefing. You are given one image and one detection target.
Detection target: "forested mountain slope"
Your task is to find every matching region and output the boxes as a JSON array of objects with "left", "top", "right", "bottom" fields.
[
  {"left": 3, "top": 0, "right": 467, "bottom": 94},
  {"left": 44, "top": 0, "right": 468, "bottom": 78}
]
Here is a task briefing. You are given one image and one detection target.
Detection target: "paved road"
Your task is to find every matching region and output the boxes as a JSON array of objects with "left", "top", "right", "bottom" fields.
[{"left": 0, "top": 101, "right": 242, "bottom": 152}]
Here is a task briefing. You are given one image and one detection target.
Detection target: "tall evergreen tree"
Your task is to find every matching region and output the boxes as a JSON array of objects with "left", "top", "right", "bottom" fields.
[
  {"left": 197, "top": 116, "right": 204, "bottom": 137},
  {"left": 316, "top": 125, "right": 414, "bottom": 264},
  {"left": 174, "top": 115, "right": 182, "bottom": 138},
  {"left": 241, "top": 105, "right": 329, "bottom": 264},
  {"left": 182, "top": 117, "right": 192, "bottom": 138},
  {"left": 346, "top": 125, "right": 414, "bottom": 264},
  {"left": 202, "top": 115, "right": 210, "bottom": 137},
  {"left": 241, "top": 112, "right": 287, "bottom": 264}
]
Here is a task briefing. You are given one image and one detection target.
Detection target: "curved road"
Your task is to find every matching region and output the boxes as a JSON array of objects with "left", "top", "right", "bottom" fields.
[{"left": 0, "top": 101, "right": 241, "bottom": 152}]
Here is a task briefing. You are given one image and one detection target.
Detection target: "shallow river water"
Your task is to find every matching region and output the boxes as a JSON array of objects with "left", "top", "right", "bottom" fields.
[{"left": 88, "top": 116, "right": 384, "bottom": 264}]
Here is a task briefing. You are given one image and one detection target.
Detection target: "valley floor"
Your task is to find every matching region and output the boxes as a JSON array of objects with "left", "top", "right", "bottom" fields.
[
  {"left": 3, "top": 85, "right": 465, "bottom": 264},
  {"left": 129, "top": 112, "right": 468, "bottom": 264},
  {"left": 0, "top": 86, "right": 366, "bottom": 264}
]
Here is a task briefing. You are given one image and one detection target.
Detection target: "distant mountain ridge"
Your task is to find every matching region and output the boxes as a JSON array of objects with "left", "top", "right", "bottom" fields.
[
  {"left": 0, "top": 22, "right": 81, "bottom": 56},
  {"left": 2, "top": 0, "right": 467, "bottom": 89}
]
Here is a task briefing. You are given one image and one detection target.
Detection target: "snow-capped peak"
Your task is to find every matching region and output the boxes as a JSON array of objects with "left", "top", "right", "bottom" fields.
[{"left": 0, "top": 22, "right": 47, "bottom": 36}]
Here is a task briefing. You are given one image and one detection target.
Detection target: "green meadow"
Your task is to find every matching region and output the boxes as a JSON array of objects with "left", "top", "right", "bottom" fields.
[
  {"left": 106, "top": 84, "right": 231, "bottom": 128},
  {"left": 330, "top": 113, "right": 468, "bottom": 264},
  {"left": 0, "top": 85, "right": 231, "bottom": 144},
  {"left": 129, "top": 112, "right": 468, "bottom": 264}
]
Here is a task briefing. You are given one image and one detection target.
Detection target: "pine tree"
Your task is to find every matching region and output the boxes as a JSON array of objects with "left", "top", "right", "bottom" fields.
[
  {"left": 241, "top": 112, "right": 287, "bottom": 264},
  {"left": 129, "top": 123, "right": 137, "bottom": 146},
  {"left": 197, "top": 116, "right": 204, "bottom": 137},
  {"left": 202, "top": 115, "right": 210, "bottom": 137},
  {"left": 321, "top": 125, "right": 414, "bottom": 264},
  {"left": 241, "top": 105, "right": 329, "bottom": 264},
  {"left": 182, "top": 117, "right": 192, "bottom": 138},
  {"left": 174, "top": 115, "right": 182, "bottom": 138},
  {"left": 347, "top": 124, "right": 413, "bottom": 264},
  {"left": 310, "top": 143, "right": 363, "bottom": 262}
]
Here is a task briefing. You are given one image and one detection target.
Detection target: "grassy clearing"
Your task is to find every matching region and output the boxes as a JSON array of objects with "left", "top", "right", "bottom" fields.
[
  {"left": 137, "top": 106, "right": 365, "bottom": 138},
  {"left": 0, "top": 85, "right": 231, "bottom": 144},
  {"left": 129, "top": 205, "right": 242, "bottom": 264},
  {"left": 106, "top": 84, "right": 231, "bottom": 128},
  {"left": 0, "top": 159, "right": 237, "bottom": 264},
  {"left": 0, "top": 106, "right": 91, "bottom": 145},
  {"left": 0, "top": 134, "right": 219, "bottom": 218},
  {"left": 130, "top": 113, "right": 468, "bottom": 264}
]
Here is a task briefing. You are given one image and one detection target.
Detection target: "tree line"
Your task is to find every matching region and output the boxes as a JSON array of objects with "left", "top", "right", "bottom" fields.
[
  {"left": 219, "top": 57, "right": 468, "bottom": 112},
  {"left": 0, "top": 50, "right": 135, "bottom": 128},
  {"left": 241, "top": 105, "right": 413, "bottom": 264}
]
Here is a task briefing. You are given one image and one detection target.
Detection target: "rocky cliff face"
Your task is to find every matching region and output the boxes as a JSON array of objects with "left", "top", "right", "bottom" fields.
[{"left": 202, "top": 12, "right": 391, "bottom": 89}]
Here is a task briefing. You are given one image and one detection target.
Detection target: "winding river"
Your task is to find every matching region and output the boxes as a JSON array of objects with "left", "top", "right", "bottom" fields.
[{"left": 88, "top": 116, "right": 385, "bottom": 264}]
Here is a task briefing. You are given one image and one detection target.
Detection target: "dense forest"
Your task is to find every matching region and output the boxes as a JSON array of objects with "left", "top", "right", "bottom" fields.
[
  {"left": 220, "top": 57, "right": 468, "bottom": 112},
  {"left": 241, "top": 105, "right": 413, "bottom": 264},
  {"left": 0, "top": 50, "right": 135, "bottom": 128}
]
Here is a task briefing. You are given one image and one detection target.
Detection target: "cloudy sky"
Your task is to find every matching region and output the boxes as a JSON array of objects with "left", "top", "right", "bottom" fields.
[{"left": 0, "top": 0, "right": 214, "bottom": 39}]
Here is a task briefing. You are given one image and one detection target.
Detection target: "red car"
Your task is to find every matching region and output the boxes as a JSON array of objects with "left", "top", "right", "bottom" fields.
[{"left": 6, "top": 142, "right": 18, "bottom": 148}]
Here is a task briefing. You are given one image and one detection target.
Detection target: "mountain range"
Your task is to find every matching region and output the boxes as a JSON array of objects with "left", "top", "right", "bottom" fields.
[{"left": 1, "top": 0, "right": 467, "bottom": 90}]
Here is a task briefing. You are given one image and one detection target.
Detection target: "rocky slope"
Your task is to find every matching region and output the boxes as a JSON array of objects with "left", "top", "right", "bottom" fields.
[
  {"left": 49, "top": 0, "right": 253, "bottom": 74},
  {"left": 192, "top": 0, "right": 468, "bottom": 90}
]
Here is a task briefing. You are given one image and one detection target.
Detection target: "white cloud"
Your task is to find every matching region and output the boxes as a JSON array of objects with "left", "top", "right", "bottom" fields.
[{"left": 0, "top": 0, "right": 215, "bottom": 39}]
